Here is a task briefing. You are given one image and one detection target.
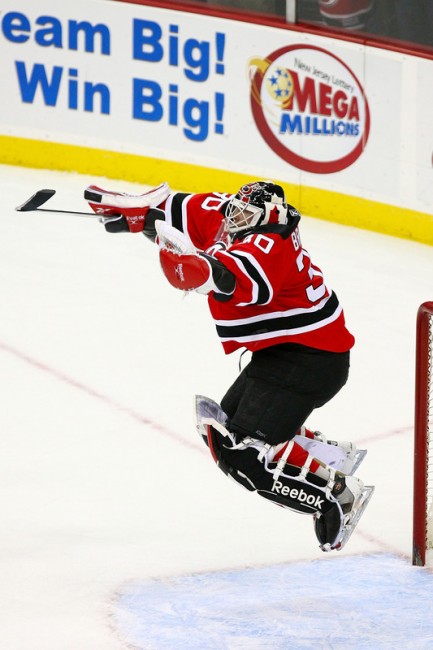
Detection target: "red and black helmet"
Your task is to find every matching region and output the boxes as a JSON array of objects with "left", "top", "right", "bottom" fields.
[{"left": 225, "top": 181, "right": 288, "bottom": 233}]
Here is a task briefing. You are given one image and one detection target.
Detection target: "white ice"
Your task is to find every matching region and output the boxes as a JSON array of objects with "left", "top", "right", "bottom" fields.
[{"left": 0, "top": 164, "right": 432, "bottom": 649}]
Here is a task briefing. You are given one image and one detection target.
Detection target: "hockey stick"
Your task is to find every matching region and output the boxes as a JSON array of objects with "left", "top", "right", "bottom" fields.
[{"left": 15, "top": 189, "right": 99, "bottom": 218}]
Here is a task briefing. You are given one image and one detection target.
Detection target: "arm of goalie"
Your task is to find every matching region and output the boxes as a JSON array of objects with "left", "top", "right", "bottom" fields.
[{"left": 156, "top": 221, "right": 235, "bottom": 296}]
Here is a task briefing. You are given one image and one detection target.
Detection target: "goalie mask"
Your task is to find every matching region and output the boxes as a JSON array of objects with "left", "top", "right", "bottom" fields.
[{"left": 225, "top": 181, "right": 288, "bottom": 234}]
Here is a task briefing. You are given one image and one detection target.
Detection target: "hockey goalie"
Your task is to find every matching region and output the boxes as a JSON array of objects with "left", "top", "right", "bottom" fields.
[{"left": 84, "top": 179, "right": 374, "bottom": 551}]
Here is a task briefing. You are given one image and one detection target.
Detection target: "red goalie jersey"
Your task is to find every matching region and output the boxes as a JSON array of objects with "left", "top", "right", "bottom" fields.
[{"left": 159, "top": 191, "right": 355, "bottom": 355}]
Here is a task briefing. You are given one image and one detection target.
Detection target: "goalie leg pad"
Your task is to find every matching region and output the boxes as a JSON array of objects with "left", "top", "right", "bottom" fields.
[
  {"left": 315, "top": 483, "right": 375, "bottom": 552},
  {"left": 204, "top": 423, "right": 257, "bottom": 492},
  {"left": 203, "top": 419, "right": 341, "bottom": 518},
  {"left": 194, "top": 394, "right": 228, "bottom": 448},
  {"left": 195, "top": 395, "right": 372, "bottom": 552}
]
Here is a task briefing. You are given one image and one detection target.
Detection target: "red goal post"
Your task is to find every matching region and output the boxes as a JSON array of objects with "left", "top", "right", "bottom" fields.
[{"left": 413, "top": 301, "right": 433, "bottom": 566}]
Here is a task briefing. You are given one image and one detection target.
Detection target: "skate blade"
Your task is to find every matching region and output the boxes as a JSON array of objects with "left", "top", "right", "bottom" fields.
[{"left": 333, "top": 485, "right": 375, "bottom": 551}]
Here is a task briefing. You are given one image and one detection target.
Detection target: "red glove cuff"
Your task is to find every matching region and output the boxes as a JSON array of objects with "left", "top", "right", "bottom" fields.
[
  {"left": 122, "top": 207, "right": 149, "bottom": 233},
  {"left": 87, "top": 201, "right": 149, "bottom": 233}
]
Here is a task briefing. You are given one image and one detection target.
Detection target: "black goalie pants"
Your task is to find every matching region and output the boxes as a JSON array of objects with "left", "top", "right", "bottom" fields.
[{"left": 220, "top": 342, "right": 350, "bottom": 446}]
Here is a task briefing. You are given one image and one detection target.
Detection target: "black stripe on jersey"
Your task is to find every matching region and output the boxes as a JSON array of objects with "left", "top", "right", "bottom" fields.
[
  {"left": 169, "top": 193, "right": 190, "bottom": 232},
  {"left": 230, "top": 251, "right": 271, "bottom": 305},
  {"left": 216, "top": 292, "right": 339, "bottom": 339},
  {"left": 202, "top": 254, "right": 236, "bottom": 296}
]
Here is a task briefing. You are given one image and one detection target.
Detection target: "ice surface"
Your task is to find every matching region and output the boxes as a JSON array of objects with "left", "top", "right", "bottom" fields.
[
  {"left": 114, "top": 555, "right": 433, "bottom": 650},
  {"left": 0, "top": 164, "right": 432, "bottom": 649}
]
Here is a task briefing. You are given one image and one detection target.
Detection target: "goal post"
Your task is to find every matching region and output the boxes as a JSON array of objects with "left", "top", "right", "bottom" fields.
[{"left": 413, "top": 301, "right": 433, "bottom": 566}]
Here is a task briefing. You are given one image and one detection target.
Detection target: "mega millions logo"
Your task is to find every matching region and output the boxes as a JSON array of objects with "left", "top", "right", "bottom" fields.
[{"left": 250, "top": 45, "right": 370, "bottom": 173}]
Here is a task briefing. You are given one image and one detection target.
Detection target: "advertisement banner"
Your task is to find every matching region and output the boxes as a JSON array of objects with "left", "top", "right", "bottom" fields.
[{"left": 0, "top": 0, "right": 431, "bottom": 241}]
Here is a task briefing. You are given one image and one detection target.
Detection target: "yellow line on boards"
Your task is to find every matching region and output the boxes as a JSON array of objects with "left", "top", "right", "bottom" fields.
[{"left": 1, "top": 134, "right": 432, "bottom": 246}]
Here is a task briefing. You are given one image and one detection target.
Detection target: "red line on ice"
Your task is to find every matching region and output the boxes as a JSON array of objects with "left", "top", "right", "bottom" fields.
[{"left": 0, "top": 340, "right": 203, "bottom": 454}]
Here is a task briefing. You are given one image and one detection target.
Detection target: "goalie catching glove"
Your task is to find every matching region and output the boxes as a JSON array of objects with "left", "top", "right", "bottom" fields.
[
  {"left": 156, "top": 221, "right": 235, "bottom": 297},
  {"left": 84, "top": 182, "right": 170, "bottom": 233}
]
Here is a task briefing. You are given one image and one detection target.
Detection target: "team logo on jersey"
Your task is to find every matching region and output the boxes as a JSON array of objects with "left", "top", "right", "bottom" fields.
[{"left": 249, "top": 45, "right": 370, "bottom": 174}]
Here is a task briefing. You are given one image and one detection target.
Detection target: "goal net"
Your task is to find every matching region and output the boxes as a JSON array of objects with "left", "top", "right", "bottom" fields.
[{"left": 413, "top": 302, "right": 433, "bottom": 566}]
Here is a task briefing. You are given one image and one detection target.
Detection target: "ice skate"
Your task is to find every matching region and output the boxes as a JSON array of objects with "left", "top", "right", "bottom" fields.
[
  {"left": 298, "top": 426, "right": 367, "bottom": 475},
  {"left": 314, "top": 475, "right": 375, "bottom": 552}
]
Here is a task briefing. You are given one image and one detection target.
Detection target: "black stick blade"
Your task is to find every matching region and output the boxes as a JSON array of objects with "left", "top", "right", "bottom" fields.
[{"left": 16, "top": 189, "right": 56, "bottom": 212}]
